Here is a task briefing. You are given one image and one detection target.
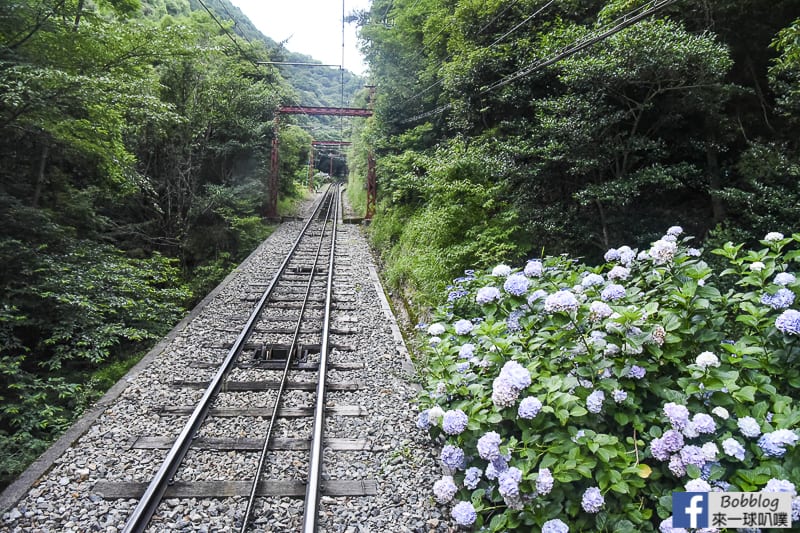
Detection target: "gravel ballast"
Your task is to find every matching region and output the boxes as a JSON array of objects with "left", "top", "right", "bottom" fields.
[{"left": 0, "top": 194, "right": 454, "bottom": 532}]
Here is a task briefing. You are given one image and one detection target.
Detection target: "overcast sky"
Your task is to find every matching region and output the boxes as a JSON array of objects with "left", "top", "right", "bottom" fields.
[{"left": 230, "top": 0, "right": 371, "bottom": 75}]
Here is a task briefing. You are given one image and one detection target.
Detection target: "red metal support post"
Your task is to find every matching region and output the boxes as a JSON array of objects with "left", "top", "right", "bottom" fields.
[
  {"left": 267, "top": 117, "right": 279, "bottom": 219},
  {"left": 366, "top": 151, "right": 376, "bottom": 219}
]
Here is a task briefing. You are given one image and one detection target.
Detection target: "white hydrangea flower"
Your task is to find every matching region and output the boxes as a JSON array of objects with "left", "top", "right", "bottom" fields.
[
  {"left": 427, "top": 323, "right": 446, "bottom": 335},
  {"left": 764, "top": 232, "right": 784, "bottom": 242},
  {"left": 750, "top": 261, "right": 765, "bottom": 272},
  {"left": 711, "top": 406, "right": 729, "bottom": 420},
  {"left": 492, "top": 264, "right": 512, "bottom": 276},
  {"left": 695, "top": 351, "right": 720, "bottom": 369}
]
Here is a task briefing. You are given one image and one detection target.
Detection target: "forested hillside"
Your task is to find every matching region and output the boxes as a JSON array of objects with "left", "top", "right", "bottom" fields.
[
  {"left": 0, "top": 0, "right": 360, "bottom": 489},
  {"left": 352, "top": 0, "right": 800, "bottom": 310}
]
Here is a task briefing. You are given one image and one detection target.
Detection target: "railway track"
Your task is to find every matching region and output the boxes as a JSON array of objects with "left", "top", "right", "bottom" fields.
[{"left": 91, "top": 185, "right": 377, "bottom": 531}]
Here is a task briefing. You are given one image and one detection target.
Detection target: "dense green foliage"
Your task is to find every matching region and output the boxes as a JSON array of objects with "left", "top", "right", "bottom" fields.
[
  {"left": 416, "top": 229, "right": 800, "bottom": 530},
  {"left": 354, "top": 0, "right": 800, "bottom": 311},
  {"left": 0, "top": 0, "right": 359, "bottom": 488}
]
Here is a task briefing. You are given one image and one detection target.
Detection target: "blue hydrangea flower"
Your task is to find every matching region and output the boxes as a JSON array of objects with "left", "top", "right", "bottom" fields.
[
  {"left": 581, "top": 273, "right": 604, "bottom": 288},
  {"left": 612, "top": 389, "right": 627, "bottom": 403},
  {"left": 476, "top": 286, "right": 501, "bottom": 304},
  {"left": 692, "top": 413, "right": 716, "bottom": 434},
  {"left": 427, "top": 323, "right": 446, "bottom": 335},
  {"left": 447, "top": 289, "right": 468, "bottom": 302},
  {"left": 685, "top": 478, "right": 712, "bottom": 492},
  {"left": 776, "top": 309, "right": 800, "bottom": 335},
  {"left": 628, "top": 365, "right": 646, "bottom": 379},
  {"left": 518, "top": 396, "right": 543, "bottom": 419},
  {"left": 416, "top": 410, "right": 431, "bottom": 430},
  {"left": 763, "top": 478, "right": 797, "bottom": 496},
  {"left": 492, "top": 264, "right": 512, "bottom": 276},
  {"left": 544, "top": 290, "right": 579, "bottom": 313},
  {"left": 650, "top": 436, "right": 670, "bottom": 461},
  {"left": 608, "top": 265, "right": 630, "bottom": 280},
  {"left": 442, "top": 409, "right": 468, "bottom": 435},
  {"left": 542, "top": 518, "right": 569, "bottom": 533},
  {"left": 581, "top": 486, "right": 604, "bottom": 513},
  {"left": 506, "top": 309, "right": 524, "bottom": 332},
  {"left": 528, "top": 289, "right": 547, "bottom": 305},
  {"left": 761, "top": 288, "right": 796, "bottom": 309},
  {"left": 774, "top": 272, "right": 796, "bottom": 286},
  {"left": 524, "top": 260, "right": 543, "bottom": 277},
  {"left": 492, "top": 376, "right": 519, "bottom": 408},
  {"left": 455, "top": 361, "right": 470, "bottom": 373},
  {"left": 458, "top": 343, "right": 475, "bottom": 358},
  {"left": 453, "top": 319, "right": 474, "bottom": 335},
  {"left": 451, "top": 501, "right": 477, "bottom": 526},
  {"left": 758, "top": 429, "right": 799, "bottom": 457},
  {"left": 464, "top": 467, "right": 482, "bottom": 490},
  {"left": 589, "top": 300, "right": 613, "bottom": 320},
  {"left": 433, "top": 476, "right": 457, "bottom": 503},
  {"left": 659, "top": 516, "right": 687, "bottom": 533},
  {"left": 536, "top": 467, "right": 554, "bottom": 495},
  {"left": 499, "top": 360, "right": 531, "bottom": 389},
  {"left": 601, "top": 284, "right": 626, "bottom": 301},
  {"left": 722, "top": 437, "right": 746, "bottom": 460},
  {"left": 498, "top": 467, "right": 522, "bottom": 499},
  {"left": 586, "top": 390, "right": 605, "bottom": 414},
  {"left": 664, "top": 402, "right": 690, "bottom": 430},
  {"left": 441, "top": 445, "right": 466, "bottom": 470},
  {"left": 604, "top": 248, "right": 621, "bottom": 262},
  {"left": 667, "top": 225, "right": 683, "bottom": 236},
  {"left": 738, "top": 416, "right": 761, "bottom": 438},
  {"left": 618, "top": 245, "right": 636, "bottom": 265},
  {"left": 503, "top": 273, "right": 530, "bottom": 296},
  {"left": 477, "top": 431, "right": 502, "bottom": 461},
  {"left": 687, "top": 248, "right": 701, "bottom": 257}
]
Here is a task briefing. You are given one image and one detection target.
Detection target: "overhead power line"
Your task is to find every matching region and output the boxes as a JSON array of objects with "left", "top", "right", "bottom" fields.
[{"left": 402, "top": 0, "right": 680, "bottom": 124}]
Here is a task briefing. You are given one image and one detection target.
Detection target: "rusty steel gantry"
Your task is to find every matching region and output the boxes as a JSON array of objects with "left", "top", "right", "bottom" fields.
[{"left": 267, "top": 106, "right": 376, "bottom": 220}]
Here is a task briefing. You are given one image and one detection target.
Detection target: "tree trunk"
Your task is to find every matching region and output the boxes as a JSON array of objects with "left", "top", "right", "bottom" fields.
[
  {"left": 705, "top": 117, "right": 726, "bottom": 224},
  {"left": 32, "top": 144, "right": 49, "bottom": 208},
  {"left": 73, "top": 0, "right": 84, "bottom": 31}
]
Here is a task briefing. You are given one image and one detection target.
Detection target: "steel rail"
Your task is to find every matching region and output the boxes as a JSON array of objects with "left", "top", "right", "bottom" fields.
[
  {"left": 239, "top": 186, "right": 338, "bottom": 532},
  {"left": 302, "top": 184, "right": 340, "bottom": 532},
  {"left": 121, "top": 187, "right": 333, "bottom": 533}
]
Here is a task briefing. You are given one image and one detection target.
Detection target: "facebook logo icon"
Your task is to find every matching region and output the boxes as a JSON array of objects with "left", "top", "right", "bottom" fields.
[{"left": 673, "top": 492, "right": 709, "bottom": 528}]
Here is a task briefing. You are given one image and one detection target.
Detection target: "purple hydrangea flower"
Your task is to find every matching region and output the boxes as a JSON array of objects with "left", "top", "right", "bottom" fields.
[
  {"left": 692, "top": 413, "right": 716, "bottom": 434},
  {"left": 528, "top": 289, "right": 548, "bottom": 304},
  {"left": 659, "top": 516, "right": 688, "bottom": 533},
  {"left": 477, "top": 431, "right": 502, "bottom": 461},
  {"left": 464, "top": 467, "right": 482, "bottom": 490},
  {"left": 774, "top": 272, "right": 796, "bottom": 286},
  {"left": 722, "top": 437, "right": 746, "bottom": 460},
  {"left": 454, "top": 319, "right": 474, "bottom": 335},
  {"left": 442, "top": 409, "right": 468, "bottom": 435},
  {"left": 680, "top": 445, "right": 706, "bottom": 468},
  {"left": 687, "top": 248, "right": 701, "bottom": 257},
  {"left": 504, "top": 273, "right": 530, "bottom": 296},
  {"left": 518, "top": 396, "right": 543, "bottom": 419},
  {"left": 667, "top": 226, "right": 683, "bottom": 236},
  {"left": 586, "top": 390, "right": 605, "bottom": 414},
  {"left": 581, "top": 486, "right": 604, "bottom": 513},
  {"left": 441, "top": 445, "right": 466, "bottom": 470},
  {"left": 738, "top": 416, "right": 761, "bottom": 438},
  {"left": 628, "top": 365, "right": 646, "bottom": 379},
  {"left": 433, "top": 476, "right": 457, "bottom": 503},
  {"left": 416, "top": 410, "right": 431, "bottom": 430},
  {"left": 542, "top": 518, "right": 569, "bottom": 533},
  {"left": 761, "top": 288, "right": 796, "bottom": 309},
  {"left": 776, "top": 309, "right": 800, "bottom": 335},
  {"left": 650, "top": 239, "right": 678, "bottom": 264},
  {"left": 476, "top": 286, "right": 501, "bottom": 305},
  {"left": 612, "top": 389, "right": 627, "bottom": 403},
  {"left": 604, "top": 248, "right": 621, "bottom": 262},
  {"left": 664, "top": 402, "right": 690, "bottom": 430},
  {"left": 618, "top": 245, "right": 635, "bottom": 266},
  {"left": 544, "top": 290, "right": 579, "bottom": 313},
  {"left": 524, "top": 260, "right": 543, "bottom": 277},
  {"left": 650, "top": 437, "right": 670, "bottom": 461},
  {"left": 669, "top": 454, "right": 686, "bottom": 477},
  {"left": 451, "top": 501, "right": 477, "bottom": 526},
  {"left": 662, "top": 430, "right": 685, "bottom": 452},
  {"left": 536, "top": 467, "right": 554, "bottom": 495},
  {"left": 601, "top": 284, "right": 626, "bottom": 301}
]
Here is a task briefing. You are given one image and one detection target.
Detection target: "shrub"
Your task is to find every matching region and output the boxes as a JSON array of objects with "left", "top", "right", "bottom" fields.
[{"left": 415, "top": 228, "right": 800, "bottom": 531}]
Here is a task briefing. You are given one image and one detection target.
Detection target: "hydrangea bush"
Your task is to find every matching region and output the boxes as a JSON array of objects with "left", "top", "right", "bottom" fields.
[{"left": 415, "top": 229, "right": 800, "bottom": 531}]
